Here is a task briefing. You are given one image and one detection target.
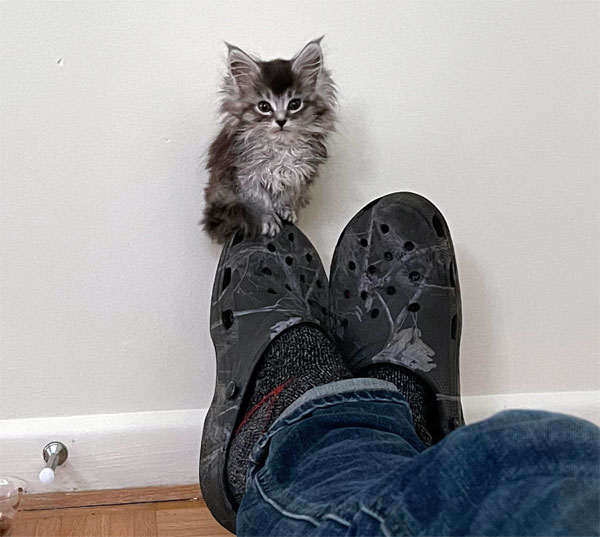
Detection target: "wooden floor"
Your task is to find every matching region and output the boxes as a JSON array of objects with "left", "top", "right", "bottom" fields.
[{"left": 11, "top": 488, "right": 233, "bottom": 537}]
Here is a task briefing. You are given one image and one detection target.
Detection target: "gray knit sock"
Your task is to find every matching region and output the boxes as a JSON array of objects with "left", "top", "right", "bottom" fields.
[
  {"left": 226, "top": 324, "right": 352, "bottom": 505},
  {"left": 362, "top": 363, "right": 442, "bottom": 446}
]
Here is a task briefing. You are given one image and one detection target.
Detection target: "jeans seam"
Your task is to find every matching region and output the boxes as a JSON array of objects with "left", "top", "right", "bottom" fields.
[
  {"left": 265, "top": 393, "right": 410, "bottom": 442},
  {"left": 323, "top": 513, "right": 351, "bottom": 528},
  {"left": 359, "top": 504, "right": 406, "bottom": 537},
  {"left": 254, "top": 475, "right": 354, "bottom": 531},
  {"left": 253, "top": 477, "right": 320, "bottom": 528}
]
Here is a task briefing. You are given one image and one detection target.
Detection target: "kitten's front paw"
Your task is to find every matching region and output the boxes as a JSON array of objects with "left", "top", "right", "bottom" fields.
[
  {"left": 277, "top": 207, "right": 298, "bottom": 224},
  {"left": 261, "top": 213, "right": 282, "bottom": 238}
]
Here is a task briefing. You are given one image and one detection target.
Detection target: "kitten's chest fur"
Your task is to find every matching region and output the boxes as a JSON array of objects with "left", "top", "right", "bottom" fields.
[{"left": 236, "top": 137, "right": 320, "bottom": 195}]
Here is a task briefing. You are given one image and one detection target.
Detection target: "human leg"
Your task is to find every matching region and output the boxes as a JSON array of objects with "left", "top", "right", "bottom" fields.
[{"left": 239, "top": 388, "right": 599, "bottom": 536}]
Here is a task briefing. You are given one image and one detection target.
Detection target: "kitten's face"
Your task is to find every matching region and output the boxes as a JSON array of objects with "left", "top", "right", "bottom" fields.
[
  {"left": 222, "top": 40, "right": 335, "bottom": 141},
  {"left": 235, "top": 59, "right": 315, "bottom": 139}
]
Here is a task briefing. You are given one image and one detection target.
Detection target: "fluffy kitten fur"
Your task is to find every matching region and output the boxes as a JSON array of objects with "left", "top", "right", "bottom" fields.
[{"left": 202, "top": 38, "right": 337, "bottom": 243}]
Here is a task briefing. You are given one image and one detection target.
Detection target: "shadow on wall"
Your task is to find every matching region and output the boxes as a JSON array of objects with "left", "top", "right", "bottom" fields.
[
  {"left": 455, "top": 245, "right": 501, "bottom": 398},
  {"left": 300, "top": 102, "right": 377, "bottom": 267}
]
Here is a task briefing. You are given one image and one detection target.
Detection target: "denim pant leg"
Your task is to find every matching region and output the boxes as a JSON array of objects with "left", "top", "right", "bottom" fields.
[{"left": 237, "top": 379, "right": 600, "bottom": 536}]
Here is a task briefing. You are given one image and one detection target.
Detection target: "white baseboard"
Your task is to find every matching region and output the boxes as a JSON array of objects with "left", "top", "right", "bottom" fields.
[
  {"left": 463, "top": 390, "right": 599, "bottom": 426},
  {"left": 0, "top": 409, "right": 206, "bottom": 494},
  {"left": 1, "top": 391, "right": 598, "bottom": 494}
]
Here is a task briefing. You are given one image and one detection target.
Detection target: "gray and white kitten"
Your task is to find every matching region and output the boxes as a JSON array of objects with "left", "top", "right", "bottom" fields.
[{"left": 202, "top": 38, "right": 337, "bottom": 243}]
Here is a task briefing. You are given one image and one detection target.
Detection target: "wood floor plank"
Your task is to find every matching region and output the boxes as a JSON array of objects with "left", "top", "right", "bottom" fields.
[
  {"left": 133, "top": 505, "right": 157, "bottom": 537},
  {"left": 100, "top": 512, "right": 111, "bottom": 537},
  {"left": 34, "top": 515, "right": 62, "bottom": 537},
  {"left": 77, "top": 507, "right": 118, "bottom": 537},
  {"left": 155, "top": 503, "right": 232, "bottom": 537},
  {"left": 60, "top": 513, "right": 86, "bottom": 536},
  {"left": 108, "top": 510, "right": 135, "bottom": 537},
  {"left": 83, "top": 511, "right": 102, "bottom": 537},
  {"left": 9, "top": 516, "right": 37, "bottom": 537},
  {"left": 12, "top": 496, "right": 229, "bottom": 537}
]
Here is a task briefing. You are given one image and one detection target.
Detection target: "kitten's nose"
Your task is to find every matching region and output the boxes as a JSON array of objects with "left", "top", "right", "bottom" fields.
[{"left": 276, "top": 119, "right": 287, "bottom": 128}]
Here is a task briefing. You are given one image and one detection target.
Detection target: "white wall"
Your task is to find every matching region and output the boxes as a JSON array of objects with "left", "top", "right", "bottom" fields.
[{"left": 1, "top": 0, "right": 598, "bottom": 427}]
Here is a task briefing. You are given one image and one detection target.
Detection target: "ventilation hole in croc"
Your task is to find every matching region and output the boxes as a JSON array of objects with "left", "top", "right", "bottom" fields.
[
  {"left": 451, "top": 314, "right": 458, "bottom": 340},
  {"left": 360, "top": 238, "right": 368, "bottom": 247},
  {"left": 344, "top": 289, "right": 351, "bottom": 299},
  {"left": 261, "top": 267, "right": 272, "bottom": 276},
  {"left": 408, "top": 303, "right": 420, "bottom": 313},
  {"left": 380, "top": 223, "right": 390, "bottom": 234},
  {"left": 384, "top": 251, "right": 393, "bottom": 261},
  {"left": 300, "top": 274, "right": 306, "bottom": 284},
  {"left": 288, "top": 232, "right": 295, "bottom": 242},
  {"left": 361, "top": 198, "right": 381, "bottom": 212},
  {"left": 222, "top": 310, "right": 234, "bottom": 329},
  {"left": 360, "top": 290, "right": 368, "bottom": 300},
  {"left": 285, "top": 256, "right": 294, "bottom": 266},
  {"left": 316, "top": 279, "right": 323, "bottom": 288},
  {"left": 409, "top": 271, "right": 421, "bottom": 282},
  {"left": 449, "top": 262, "right": 456, "bottom": 288},
  {"left": 432, "top": 214, "right": 445, "bottom": 238},
  {"left": 404, "top": 241, "right": 415, "bottom": 251},
  {"left": 348, "top": 261, "right": 356, "bottom": 271},
  {"left": 306, "top": 253, "right": 313, "bottom": 263},
  {"left": 222, "top": 267, "right": 231, "bottom": 290},
  {"left": 267, "top": 288, "right": 277, "bottom": 295},
  {"left": 371, "top": 309, "right": 380, "bottom": 319},
  {"left": 232, "top": 232, "right": 244, "bottom": 246},
  {"left": 321, "top": 306, "right": 327, "bottom": 315},
  {"left": 387, "top": 286, "right": 396, "bottom": 295},
  {"left": 341, "top": 318, "right": 349, "bottom": 328},
  {"left": 267, "top": 243, "right": 276, "bottom": 252},
  {"left": 285, "top": 284, "right": 292, "bottom": 291},
  {"left": 368, "top": 265, "right": 377, "bottom": 274}
]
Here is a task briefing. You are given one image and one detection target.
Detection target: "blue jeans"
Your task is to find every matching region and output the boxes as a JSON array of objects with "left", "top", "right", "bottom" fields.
[{"left": 237, "top": 379, "right": 599, "bottom": 536}]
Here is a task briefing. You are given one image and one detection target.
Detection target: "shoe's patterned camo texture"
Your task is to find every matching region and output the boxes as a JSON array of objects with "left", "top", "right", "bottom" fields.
[
  {"left": 200, "top": 223, "right": 329, "bottom": 533},
  {"left": 329, "top": 192, "right": 464, "bottom": 437}
]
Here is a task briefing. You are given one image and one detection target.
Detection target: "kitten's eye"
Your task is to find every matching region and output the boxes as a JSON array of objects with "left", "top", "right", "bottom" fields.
[
  {"left": 288, "top": 98, "right": 302, "bottom": 111},
  {"left": 257, "top": 101, "right": 272, "bottom": 114}
]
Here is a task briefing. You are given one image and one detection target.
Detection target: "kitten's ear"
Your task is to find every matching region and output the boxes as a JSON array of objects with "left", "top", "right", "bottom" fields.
[
  {"left": 226, "top": 43, "right": 260, "bottom": 93},
  {"left": 292, "top": 37, "right": 323, "bottom": 88}
]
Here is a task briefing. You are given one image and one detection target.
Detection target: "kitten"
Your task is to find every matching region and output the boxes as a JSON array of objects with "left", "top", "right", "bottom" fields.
[{"left": 202, "top": 38, "right": 337, "bottom": 243}]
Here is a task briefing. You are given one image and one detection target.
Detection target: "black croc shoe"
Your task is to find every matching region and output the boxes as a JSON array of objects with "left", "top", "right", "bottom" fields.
[
  {"left": 329, "top": 192, "right": 464, "bottom": 438},
  {"left": 200, "top": 224, "right": 329, "bottom": 533}
]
